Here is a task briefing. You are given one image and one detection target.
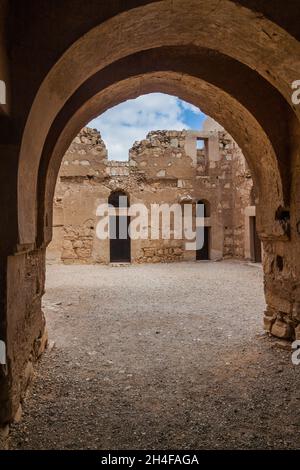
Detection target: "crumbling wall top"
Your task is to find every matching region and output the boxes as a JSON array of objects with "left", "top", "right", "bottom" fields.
[{"left": 60, "top": 127, "right": 108, "bottom": 177}]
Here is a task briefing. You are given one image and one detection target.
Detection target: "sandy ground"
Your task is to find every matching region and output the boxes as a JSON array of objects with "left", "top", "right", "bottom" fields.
[{"left": 9, "top": 261, "right": 300, "bottom": 449}]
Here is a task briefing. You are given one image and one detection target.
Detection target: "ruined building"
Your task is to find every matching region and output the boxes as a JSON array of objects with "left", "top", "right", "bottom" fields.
[
  {"left": 1, "top": 1, "right": 300, "bottom": 428},
  {"left": 47, "top": 123, "right": 260, "bottom": 265}
]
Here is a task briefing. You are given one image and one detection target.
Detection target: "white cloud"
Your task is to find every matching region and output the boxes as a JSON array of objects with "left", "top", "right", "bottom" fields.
[{"left": 88, "top": 93, "right": 203, "bottom": 161}]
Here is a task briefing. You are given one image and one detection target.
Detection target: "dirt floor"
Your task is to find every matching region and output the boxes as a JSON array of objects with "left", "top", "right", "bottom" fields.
[{"left": 9, "top": 260, "right": 300, "bottom": 449}]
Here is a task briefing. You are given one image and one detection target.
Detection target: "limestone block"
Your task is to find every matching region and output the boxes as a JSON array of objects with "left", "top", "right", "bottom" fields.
[
  {"left": 143, "top": 248, "right": 155, "bottom": 257},
  {"left": 62, "top": 249, "right": 77, "bottom": 259},
  {"left": 263, "top": 316, "right": 274, "bottom": 332},
  {"left": 76, "top": 248, "right": 91, "bottom": 259},
  {"left": 271, "top": 320, "right": 292, "bottom": 339},
  {"left": 63, "top": 239, "right": 73, "bottom": 250}
]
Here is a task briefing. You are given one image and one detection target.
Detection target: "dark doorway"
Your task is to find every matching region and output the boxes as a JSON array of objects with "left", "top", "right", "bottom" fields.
[
  {"left": 108, "top": 191, "right": 131, "bottom": 263},
  {"left": 197, "top": 199, "right": 210, "bottom": 217},
  {"left": 250, "top": 216, "right": 262, "bottom": 262},
  {"left": 109, "top": 215, "right": 131, "bottom": 262},
  {"left": 196, "top": 226, "right": 210, "bottom": 260}
]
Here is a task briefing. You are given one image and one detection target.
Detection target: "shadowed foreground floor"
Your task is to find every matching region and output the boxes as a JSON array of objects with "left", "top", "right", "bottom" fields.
[{"left": 9, "top": 261, "right": 300, "bottom": 449}]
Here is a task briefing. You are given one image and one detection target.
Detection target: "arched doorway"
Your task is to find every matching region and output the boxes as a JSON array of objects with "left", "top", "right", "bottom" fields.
[
  {"left": 108, "top": 190, "right": 131, "bottom": 263},
  {"left": 2, "top": 0, "right": 299, "bottom": 430},
  {"left": 250, "top": 216, "right": 262, "bottom": 263},
  {"left": 245, "top": 187, "right": 262, "bottom": 263}
]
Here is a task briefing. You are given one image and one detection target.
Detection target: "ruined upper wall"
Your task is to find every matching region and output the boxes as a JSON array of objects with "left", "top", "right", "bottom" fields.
[
  {"left": 57, "top": 127, "right": 252, "bottom": 219},
  {"left": 50, "top": 125, "right": 254, "bottom": 265},
  {"left": 59, "top": 126, "right": 244, "bottom": 182},
  {"left": 60, "top": 127, "right": 107, "bottom": 178},
  {"left": 129, "top": 130, "right": 195, "bottom": 179}
]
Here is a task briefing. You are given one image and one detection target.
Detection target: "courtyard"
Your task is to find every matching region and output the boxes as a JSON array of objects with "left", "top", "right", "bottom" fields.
[{"left": 9, "top": 261, "right": 300, "bottom": 449}]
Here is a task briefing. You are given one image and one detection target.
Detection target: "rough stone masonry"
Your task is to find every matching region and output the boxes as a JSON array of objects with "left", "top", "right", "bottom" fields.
[
  {"left": 47, "top": 118, "right": 257, "bottom": 265},
  {"left": 1, "top": 0, "right": 300, "bottom": 438}
]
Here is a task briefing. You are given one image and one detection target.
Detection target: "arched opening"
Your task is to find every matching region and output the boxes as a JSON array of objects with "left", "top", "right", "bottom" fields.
[
  {"left": 13, "top": 64, "right": 297, "bottom": 447},
  {"left": 244, "top": 186, "right": 262, "bottom": 263},
  {"left": 2, "top": 1, "right": 300, "bottom": 450},
  {"left": 108, "top": 190, "right": 131, "bottom": 263},
  {"left": 248, "top": 186, "right": 262, "bottom": 263}
]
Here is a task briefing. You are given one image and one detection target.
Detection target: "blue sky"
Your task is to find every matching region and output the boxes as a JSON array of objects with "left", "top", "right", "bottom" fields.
[{"left": 88, "top": 93, "right": 207, "bottom": 161}]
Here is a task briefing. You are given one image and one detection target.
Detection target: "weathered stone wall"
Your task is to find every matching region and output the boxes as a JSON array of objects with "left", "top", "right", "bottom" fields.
[
  {"left": 0, "top": 249, "right": 47, "bottom": 427},
  {"left": 219, "top": 133, "right": 254, "bottom": 259},
  {"left": 2, "top": 1, "right": 300, "bottom": 432},
  {"left": 47, "top": 125, "right": 254, "bottom": 264}
]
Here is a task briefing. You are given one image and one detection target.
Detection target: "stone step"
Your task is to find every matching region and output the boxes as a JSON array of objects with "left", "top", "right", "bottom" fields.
[{"left": 109, "top": 263, "right": 131, "bottom": 267}]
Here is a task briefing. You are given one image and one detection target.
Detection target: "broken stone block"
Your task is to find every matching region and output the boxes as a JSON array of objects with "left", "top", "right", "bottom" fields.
[
  {"left": 271, "top": 320, "right": 292, "bottom": 339},
  {"left": 62, "top": 239, "right": 73, "bottom": 250},
  {"left": 62, "top": 249, "right": 77, "bottom": 259},
  {"left": 143, "top": 248, "right": 155, "bottom": 257},
  {"left": 76, "top": 248, "right": 91, "bottom": 259},
  {"left": 263, "top": 316, "right": 274, "bottom": 332}
]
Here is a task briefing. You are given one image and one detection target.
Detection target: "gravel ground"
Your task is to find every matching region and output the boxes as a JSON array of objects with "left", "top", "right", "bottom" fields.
[{"left": 9, "top": 260, "right": 300, "bottom": 449}]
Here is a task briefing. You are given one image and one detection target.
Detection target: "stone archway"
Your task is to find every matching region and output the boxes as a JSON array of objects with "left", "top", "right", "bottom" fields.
[
  {"left": 36, "top": 68, "right": 288, "bottom": 247},
  {"left": 18, "top": 0, "right": 300, "bottom": 246},
  {"left": 1, "top": 0, "right": 300, "bottom": 426}
]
